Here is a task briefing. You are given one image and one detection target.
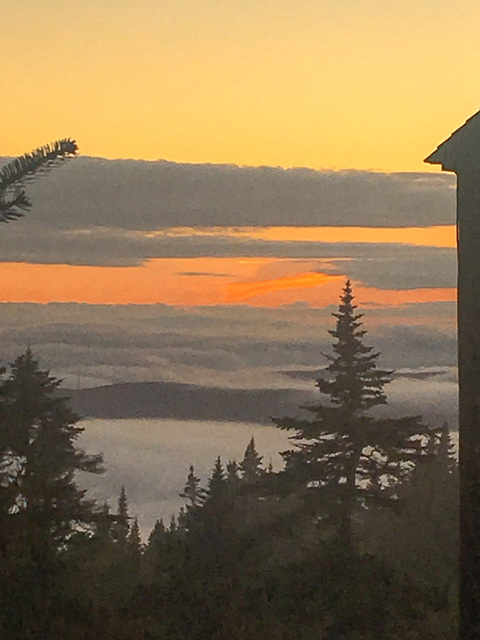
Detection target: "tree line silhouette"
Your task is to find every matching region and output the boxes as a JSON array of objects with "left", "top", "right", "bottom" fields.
[{"left": 0, "top": 281, "right": 458, "bottom": 638}]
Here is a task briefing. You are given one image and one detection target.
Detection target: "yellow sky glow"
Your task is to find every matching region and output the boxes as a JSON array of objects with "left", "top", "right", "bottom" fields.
[
  {"left": 2, "top": 1, "right": 480, "bottom": 171},
  {"left": 157, "top": 225, "right": 456, "bottom": 248},
  {"left": 2, "top": 3, "right": 465, "bottom": 311}
]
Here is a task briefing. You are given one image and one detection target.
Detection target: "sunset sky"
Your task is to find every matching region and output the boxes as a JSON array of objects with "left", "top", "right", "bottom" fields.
[
  {"left": 3, "top": 0, "right": 479, "bottom": 171},
  {"left": 0, "top": 0, "right": 469, "bottom": 389},
  {"left": 4, "top": 1, "right": 471, "bottom": 535}
]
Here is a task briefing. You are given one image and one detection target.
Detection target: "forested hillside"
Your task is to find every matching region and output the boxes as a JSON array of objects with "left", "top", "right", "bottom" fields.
[{"left": 0, "top": 283, "right": 458, "bottom": 639}]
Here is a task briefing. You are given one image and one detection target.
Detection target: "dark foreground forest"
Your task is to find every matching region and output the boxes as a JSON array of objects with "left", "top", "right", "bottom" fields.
[{"left": 0, "top": 282, "right": 458, "bottom": 639}]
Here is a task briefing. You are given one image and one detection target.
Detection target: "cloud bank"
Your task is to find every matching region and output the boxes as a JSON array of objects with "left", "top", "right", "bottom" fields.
[
  {"left": 15, "top": 157, "right": 455, "bottom": 230},
  {"left": 0, "top": 302, "right": 456, "bottom": 390},
  {"left": 0, "top": 157, "right": 458, "bottom": 294}
]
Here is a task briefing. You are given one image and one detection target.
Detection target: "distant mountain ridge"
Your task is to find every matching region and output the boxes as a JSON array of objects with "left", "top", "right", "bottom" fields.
[
  {"left": 59, "top": 381, "right": 316, "bottom": 424},
  {"left": 278, "top": 366, "right": 454, "bottom": 382},
  {"left": 59, "top": 379, "right": 458, "bottom": 428}
]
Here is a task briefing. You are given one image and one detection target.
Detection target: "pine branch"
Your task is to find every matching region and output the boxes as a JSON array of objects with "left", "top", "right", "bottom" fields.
[
  {"left": 0, "top": 190, "right": 30, "bottom": 222},
  {"left": 0, "top": 139, "right": 78, "bottom": 190},
  {"left": 0, "top": 138, "right": 78, "bottom": 223}
]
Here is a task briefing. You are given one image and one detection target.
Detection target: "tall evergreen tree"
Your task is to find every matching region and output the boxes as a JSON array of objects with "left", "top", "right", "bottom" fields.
[
  {"left": 148, "top": 518, "right": 166, "bottom": 548},
  {"left": 207, "top": 456, "right": 227, "bottom": 500},
  {"left": 360, "top": 424, "right": 459, "bottom": 593},
  {"left": 92, "top": 501, "right": 116, "bottom": 545},
  {"left": 180, "top": 464, "right": 206, "bottom": 507},
  {"left": 127, "top": 517, "right": 142, "bottom": 554},
  {"left": 226, "top": 460, "right": 240, "bottom": 486},
  {"left": 276, "top": 280, "right": 436, "bottom": 548},
  {"left": 118, "top": 485, "right": 128, "bottom": 518},
  {"left": 0, "top": 349, "right": 103, "bottom": 636},
  {"left": 113, "top": 485, "right": 130, "bottom": 546},
  {"left": 0, "top": 349, "right": 103, "bottom": 551},
  {"left": 318, "top": 279, "right": 391, "bottom": 413},
  {"left": 239, "top": 437, "right": 264, "bottom": 484},
  {"left": 168, "top": 514, "right": 178, "bottom": 534}
]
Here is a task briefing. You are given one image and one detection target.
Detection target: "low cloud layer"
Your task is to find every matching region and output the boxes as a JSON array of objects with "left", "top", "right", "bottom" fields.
[
  {"left": 0, "top": 302, "right": 456, "bottom": 390},
  {"left": 0, "top": 157, "right": 458, "bottom": 293},
  {"left": 14, "top": 158, "right": 455, "bottom": 231},
  {"left": 0, "top": 157, "right": 459, "bottom": 534},
  {"left": 0, "top": 226, "right": 456, "bottom": 293},
  {"left": 78, "top": 419, "right": 292, "bottom": 537},
  {"left": 2, "top": 298, "right": 457, "bottom": 538}
]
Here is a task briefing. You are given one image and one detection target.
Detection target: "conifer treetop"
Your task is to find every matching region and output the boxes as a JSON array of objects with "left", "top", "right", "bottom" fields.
[
  {"left": 226, "top": 459, "right": 240, "bottom": 484},
  {"left": 114, "top": 485, "right": 130, "bottom": 546},
  {"left": 319, "top": 279, "right": 392, "bottom": 416},
  {"left": 118, "top": 485, "right": 129, "bottom": 519},
  {"left": 148, "top": 518, "right": 166, "bottom": 548},
  {"left": 180, "top": 464, "right": 206, "bottom": 507},
  {"left": 274, "top": 280, "right": 435, "bottom": 548},
  {"left": 207, "top": 456, "right": 227, "bottom": 498},
  {"left": 239, "top": 437, "right": 264, "bottom": 483},
  {"left": 127, "top": 516, "right": 143, "bottom": 553}
]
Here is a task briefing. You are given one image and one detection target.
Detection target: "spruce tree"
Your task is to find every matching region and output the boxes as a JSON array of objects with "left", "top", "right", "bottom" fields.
[
  {"left": 361, "top": 424, "right": 459, "bottom": 590},
  {"left": 276, "top": 280, "right": 436, "bottom": 548},
  {"left": 168, "top": 514, "right": 178, "bottom": 533},
  {"left": 114, "top": 485, "right": 130, "bottom": 546},
  {"left": 90, "top": 501, "right": 118, "bottom": 547},
  {"left": 118, "top": 485, "right": 128, "bottom": 518},
  {"left": 239, "top": 437, "right": 264, "bottom": 484},
  {"left": 180, "top": 464, "right": 206, "bottom": 507},
  {"left": 0, "top": 350, "right": 103, "bottom": 636},
  {"left": 318, "top": 279, "right": 391, "bottom": 413},
  {"left": 127, "top": 517, "right": 142, "bottom": 554},
  {"left": 0, "top": 349, "right": 103, "bottom": 553},
  {"left": 145, "top": 519, "right": 168, "bottom": 574},
  {"left": 148, "top": 518, "right": 166, "bottom": 548},
  {"left": 207, "top": 456, "right": 227, "bottom": 500},
  {"left": 226, "top": 460, "right": 240, "bottom": 486}
]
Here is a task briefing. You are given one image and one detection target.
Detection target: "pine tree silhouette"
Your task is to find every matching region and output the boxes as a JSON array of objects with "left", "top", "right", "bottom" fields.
[
  {"left": 127, "top": 517, "right": 142, "bottom": 554},
  {"left": 114, "top": 485, "right": 130, "bottom": 546},
  {"left": 0, "top": 349, "right": 103, "bottom": 554},
  {"left": 180, "top": 465, "right": 206, "bottom": 507},
  {"left": 226, "top": 460, "right": 240, "bottom": 485},
  {"left": 207, "top": 456, "right": 227, "bottom": 500},
  {"left": 239, "top": 437, "right": 264, "bottom": 484},
  {"left": 276, "top": 280, "right": 437, "bottom": 548}
]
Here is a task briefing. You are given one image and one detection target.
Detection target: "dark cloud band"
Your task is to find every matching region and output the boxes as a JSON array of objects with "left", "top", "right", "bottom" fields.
[{"left": 14, "top": 157, "right": 455, "bottom": 230}]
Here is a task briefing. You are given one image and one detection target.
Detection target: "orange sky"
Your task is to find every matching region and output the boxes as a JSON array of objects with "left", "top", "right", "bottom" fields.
[
  {"left": 157, "top": 225, "right": 457, "bottom": 248},
  {"left": 0, "top": 222, "right": 456, "bottom": 307},
  {"left": 2, "top": 1, "right": 480, "bottom": 172},
  {"left": 0, "top": 256, "right": 456, "bottom": 308},
  {"left": 2, "top": 3, "right": 467, "bottom": 311}
]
